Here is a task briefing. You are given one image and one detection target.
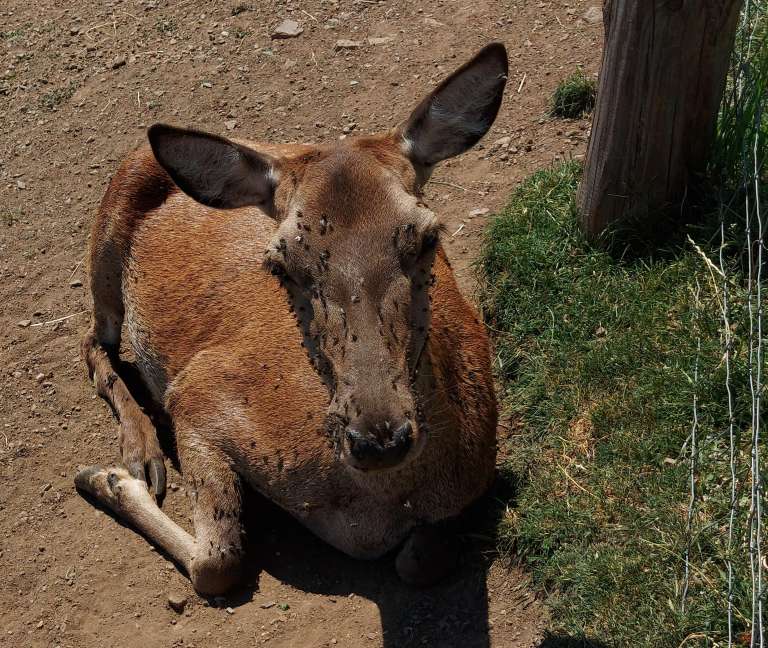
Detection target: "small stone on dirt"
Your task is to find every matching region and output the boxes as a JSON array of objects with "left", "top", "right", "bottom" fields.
[
  {"left": 35, "top": 373, "right": 45, "bottom": 383},
  {"left": 18, "top": 320, "right": 31, "bottom": 328},
  {"left": 583, "top": 6, "right": 602, "bottom": 23},
  {"left": 367, "top": 36, "right": 394, "bottom": 46},
  {"left": 271, "top": 19, "right": 303, "bottom": 39},
  {"left": 224, "top": 120, "right": 237, "bottom": 131},
  {"left": 167, "top": 592, "right": 187, "bottom": 613},
  {"left": 70, "top": 279, "right": 83, "bottom": 288},
  {"left": 225, "top": 606, "right": 234, "bottom": 615},
  {"left": 469, "top": 208, "right": 489, "bottom": 218},
  {"left": 423, "top": 17, "right": 444, "bottom": 27},
  {"left": 111, "top": 56, "right": 127, "bottom": 70},
  {"left": 334, "top": 39, "right": 363, "bottom": 50},
  {"left": 16, "top": 180, "right": 26, "bottom": 190},
  {"left": 492, "top": 136, "right": 511, "bottom": 150},
  {"left": 201, "top": 81, "right": 213, "bottom": 89},
  {"left": 260, "top": 601, "right": 276, "bottom": 609}
]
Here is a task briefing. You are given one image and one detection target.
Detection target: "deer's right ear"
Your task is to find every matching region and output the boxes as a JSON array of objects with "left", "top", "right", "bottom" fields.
[
  {"left": 148, "top": 124, "right": 278, "bottom": 213},
  {"left": 397, "top": 43, "right": 508, "bottom": 170}
]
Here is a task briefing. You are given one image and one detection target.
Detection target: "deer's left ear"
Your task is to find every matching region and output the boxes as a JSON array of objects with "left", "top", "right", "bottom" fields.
[{"left": 397, "top": 43, "right": 508, "bottom": 169}]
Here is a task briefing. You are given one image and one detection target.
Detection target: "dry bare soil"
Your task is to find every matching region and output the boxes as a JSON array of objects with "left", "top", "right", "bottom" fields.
[{"left": 0, "top": 2, "right": 601, "bottom": 646}]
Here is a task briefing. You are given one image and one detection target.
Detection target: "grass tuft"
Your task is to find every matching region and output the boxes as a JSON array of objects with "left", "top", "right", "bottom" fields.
[
  {"left": 155, "top": 17, "right": 177, "bottom": 34},
  {"left": 480, "top": 162, "right": 756, "bottom": 647},
  {"left": 40, "top": 82, "right": 78, "bottom": 111},
  {"left": 549, "top": 70, "right": 596, "bottom": 119}
]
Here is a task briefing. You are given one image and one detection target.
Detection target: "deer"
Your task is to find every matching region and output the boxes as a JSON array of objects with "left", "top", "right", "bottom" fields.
[{"left": 74, "top": 43, "right": 507, "bottom": 595}]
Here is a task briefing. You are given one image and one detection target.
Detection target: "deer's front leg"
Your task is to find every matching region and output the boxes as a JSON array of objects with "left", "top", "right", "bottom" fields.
[
  {"left": 75, "top": 437, "right": 244, "bottom": 597},
  {"left": 179, "top": 433, "right": 245, "bottom": 595}
]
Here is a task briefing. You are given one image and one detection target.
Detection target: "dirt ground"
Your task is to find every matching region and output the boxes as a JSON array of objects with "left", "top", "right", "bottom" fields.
[{"left": 0, "top": 1, "right": 602, "bottom": 646}]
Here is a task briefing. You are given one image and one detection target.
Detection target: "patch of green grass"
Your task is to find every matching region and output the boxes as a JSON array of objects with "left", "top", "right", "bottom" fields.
[
  {"left": 480, "top": 162, "right": 755, "bottom": 647},
  {"left": 40, "top": 82, "right": 78, "bottom": 111},
  {"left": 549, "top": 69, "right": 596, "bottom": 119},
  {"left": 0, "top": 28, "right": 25, "bottom": 41},
  {"left": 711, "top": 1, "right": 768, "bottom": 186}
]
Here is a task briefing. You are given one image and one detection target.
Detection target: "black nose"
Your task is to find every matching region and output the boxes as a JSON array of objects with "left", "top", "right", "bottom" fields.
[{"left": 345, "top": 420, "right": 413, "bottom": 470}]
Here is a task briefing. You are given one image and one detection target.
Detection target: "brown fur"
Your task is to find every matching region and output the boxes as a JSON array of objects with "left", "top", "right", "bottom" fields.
[{"left": 76, "top": 44, "right": 506, "bottom": 595}]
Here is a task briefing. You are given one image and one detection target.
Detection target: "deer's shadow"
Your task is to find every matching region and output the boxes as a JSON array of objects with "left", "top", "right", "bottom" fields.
[{"left": 241, "top": 491, "right": 502, "bottom": 648}]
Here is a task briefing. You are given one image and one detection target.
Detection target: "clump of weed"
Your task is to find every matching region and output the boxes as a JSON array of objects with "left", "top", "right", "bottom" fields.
[
  {"left": 40, "top": 82, "right": 77, "bottom": 111},
  {"left": 155, "top": 18, "right": 177, "bottom": 34},
  {"left": 0, "top": 28, "right": 24, "bottom": 41},
  {"left": 549, "top": 69, "right": 596, "bottom": 118},
  {"left": 233, "top": 28, "right": 251, "bottom": 39},
  {"left": 1, "top": 209, "right": 23, "bottom": 227}
]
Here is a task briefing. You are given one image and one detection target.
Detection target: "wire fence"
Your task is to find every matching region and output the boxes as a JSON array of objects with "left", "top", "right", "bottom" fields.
[{"left": 683, "top": 1, "right": 766, "bottom": 645}]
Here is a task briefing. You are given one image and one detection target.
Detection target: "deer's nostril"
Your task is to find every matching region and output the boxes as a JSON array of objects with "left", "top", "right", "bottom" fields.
[
  {"left": 344, "top": 419, "right": 414, "bottom": 468},
  {"left": 345, "top": 427, "right": 380, "bottom": 460},
  {"left": 391, "top": 420, "right": 413, "bottom": 449}
]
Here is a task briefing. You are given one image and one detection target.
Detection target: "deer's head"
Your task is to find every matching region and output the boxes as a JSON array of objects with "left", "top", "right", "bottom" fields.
[{"left": 148, "top": 44, "right": 508, "bottom": 472}]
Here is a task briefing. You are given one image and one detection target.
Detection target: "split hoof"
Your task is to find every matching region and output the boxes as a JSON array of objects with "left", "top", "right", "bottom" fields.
[{"left": 75, "top": 464, "right": 146, "bottom": 513}]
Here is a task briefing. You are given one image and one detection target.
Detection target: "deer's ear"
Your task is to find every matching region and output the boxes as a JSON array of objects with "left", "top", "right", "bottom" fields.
[
  {"left": 397, "top": 43, "right": 508, "bottom": 168},
  {"left": 148, "top": 124, "right": 278, "bottom": 212}
]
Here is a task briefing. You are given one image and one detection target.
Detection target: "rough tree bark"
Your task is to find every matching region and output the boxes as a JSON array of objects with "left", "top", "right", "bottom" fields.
[{"left": 578, "top": 0, "right": 743, "bottom": 239}]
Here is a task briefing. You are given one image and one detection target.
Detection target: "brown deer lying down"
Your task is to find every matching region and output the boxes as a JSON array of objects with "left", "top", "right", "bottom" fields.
[{"left": 75, "top": 43, "right": 507, "bottom": 595}]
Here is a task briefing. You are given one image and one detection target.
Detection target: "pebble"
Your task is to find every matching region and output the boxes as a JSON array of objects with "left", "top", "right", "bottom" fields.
[
  {"left": 16, "top": 180, "right": 26, "bottom": 190},
  {"left": 70, "top": 279, "right": 83, "bottom": 288},
  {"left": 224, "top": 120, "right": 237, "bottom": 131},
  {"left": 583, "top": 6, "right": 602, "bottom": 23},
  {"left": 469, "top": 208, "right": 489, "bottom": 218},
  {"left": 201, "top": 81, "right": 213, "bottom": 89},
  {"left": 367, "top": 36, "right": 394, "bottom": 46},
  {"left": 167, "top": 592, "right": 187, "bottom": 613},
  {"left": 492, "top": 136, "right": 511, "bottom": 150},
  {"left": 423, "top": 17, "right": 444, "bottom": 27},
  {"left": 271, "top": 19, "right": 303, "bottom": 39},
  {"left": 18, "top": 320, "right": 31, "bottom": 328},
  {"left": 111, "top": 56, "right": 126, "bottom": 70},
  {"left": 334, "top": 39, "right": 363, "bottom": 50},
  {"left": 35, "top": 373, "right": 45, "bottom": 383},
  {"left": 225, "top": 607, "right": 234, "bottom": 615}
]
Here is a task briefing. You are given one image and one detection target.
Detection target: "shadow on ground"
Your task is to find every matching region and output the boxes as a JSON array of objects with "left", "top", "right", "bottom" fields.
[
  {"left": 538, "top": 634, "right": 612, "bottom": 648},
  {"left": 237, "top": 468, "right": 519, "bottom": 648}
]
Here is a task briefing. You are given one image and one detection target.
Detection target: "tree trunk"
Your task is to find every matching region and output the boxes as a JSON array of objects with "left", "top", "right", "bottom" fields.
[{"left": 578, "top": 0, "right": 743, "bottom": 239}]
